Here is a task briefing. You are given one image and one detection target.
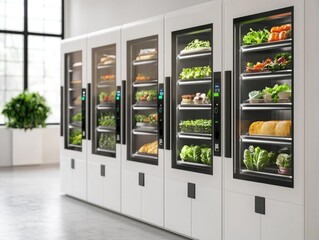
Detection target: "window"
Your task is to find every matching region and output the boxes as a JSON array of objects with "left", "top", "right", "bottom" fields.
[{"left": 0, "top": 0, "right": 64, "bottom": 124}]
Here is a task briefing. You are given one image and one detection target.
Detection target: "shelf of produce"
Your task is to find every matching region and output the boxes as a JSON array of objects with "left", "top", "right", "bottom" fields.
[
  {"left": 241, "top": 70, "right": 292, "bottom": 81},
  {"left": 241, "top": 169, "right": 292, "bottom": 179},
  {"left": 241, "top": 39, "right": 292, "bottom": 53},
  {"left": 178, "top": 132, "right": 211, "bottom": 141},
  {"left": 96, "top": 126, "right": 115, "bottom": 133},
  {"left": 133, "top": 152, "right": 158, "bottom": 160},
  {"left": 68, "top": 144, "right": 82, "bottom": 148},
  {"left": 177, "top": 104, "right": 211, "bottom": 111},
  {"left": 132, "top": 129, "right": 157, "bottom": 136},
  {"left": 97, "top": 64, "right": 115, "bottom": 70},
  {"left": 241, "top": 135, "right": 292, "bottom": 146},
  {"left": 177, "top": 78, "right": 211, "bottom": 86},
  {"left": 133, "top": 81, "right": 158, "bottom": 88},
  {"left": 177, "top": 160, "right": 211, "bottom": 168},
  {"left": 132, "top": 59, "right": 158, "bottom": 66},
  {"left": 96, "top": 103, "right": 115, "bottom": 110},
  {"left": 177, "top": 51, "right": 211, "bottom": 60},
  {"left": 97, "top": 148, "right": 116, "bottom": 154},
  {"left": 240, "top": 103, "right": 292, "bottom": 111},
  {"left": 97, "top": 82, "right": 116, "bottom": 88}
]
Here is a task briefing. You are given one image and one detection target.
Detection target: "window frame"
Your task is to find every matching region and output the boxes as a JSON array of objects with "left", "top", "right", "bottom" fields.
[{"left": 0, "top": 0, "right": 64, "bottom": 125}]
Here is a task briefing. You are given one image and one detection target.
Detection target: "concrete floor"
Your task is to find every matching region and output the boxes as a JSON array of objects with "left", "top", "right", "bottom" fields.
[{"left": 0, "top": 164, "right": 187, "bottom": 240}]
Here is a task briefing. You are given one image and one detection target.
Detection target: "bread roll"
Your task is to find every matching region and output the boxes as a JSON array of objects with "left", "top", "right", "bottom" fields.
[{"left": 249, "top": 120, "right": 291, "bottom": 137}]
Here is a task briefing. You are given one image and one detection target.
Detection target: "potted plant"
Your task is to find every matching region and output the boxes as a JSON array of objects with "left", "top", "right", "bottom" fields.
[
  {"left": 276, "top": 153, "right": 292, "bottom": 175},
  {"left": 1, "top": 91, "right": 50, "bottom": 165}
]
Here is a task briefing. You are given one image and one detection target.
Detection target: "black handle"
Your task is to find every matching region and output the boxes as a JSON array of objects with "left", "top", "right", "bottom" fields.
[
  {"left": 213, "top": 72, "right": 221, "bottom": 156},
  {"left": 165, "top": 77, "right": 171, "bottom": 150},
  {"left": 225, "top": 71, "right": 232, "bottom": 158},
  {"left": 122, "top": 80, "right": 126, "bottom": 145},
  {"left": 81, "top": 88, "right": 86, "bottom": 140},
  {"left": 87, "top": 83, "right": 91, "bottom": 141},
  {"left": 60, "top": 86, "right": 64, "bottom": 137},
  {"left": 101, "top": 165, "right": 105, "bottom": 177},
  {"left": 71, "top": 159, "right": 75, "bottom": 169},
  {"left": 138, "top": 172, "right": 145, "bottom": 187},
  {"left": 255, "top": 196, "right": 265, "bottom": 215},
  {"left": 187, "top": 182, "right": 195, "bottom": 199}
]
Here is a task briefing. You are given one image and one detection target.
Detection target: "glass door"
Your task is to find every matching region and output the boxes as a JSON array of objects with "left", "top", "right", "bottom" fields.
[
  {"left": 64, "top": 51, "right": 83, "bottom": 151},
  {"left": 92, "top": 44, "right": 117, "bottom": 157},
  {"left": 127, "top": 35, "right": 159, "bottom": 165},
  {"left": 172, "top": 24, "right": 215, "bottom": 175},
  {"left": 234, "top": 7, "right": 293, "bottom": 187}
]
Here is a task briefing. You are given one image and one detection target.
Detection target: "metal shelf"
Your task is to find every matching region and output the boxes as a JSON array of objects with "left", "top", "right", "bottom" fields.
[
  {"left": 97, "top": 64, "right": 115, "bottom": 69},
  {"left": 133, "top": 152, "right": 158, "bottom": 160},
  {"left": 133, "top": 82, "right": 158, "bottom": 88},
  {"left": 177, "top": 160, "right": 211, "bottom": 168},
  {"left": 68, "top": 144, "right": 82, "bottom": 148},
  {"left": 96, "top": 126, "right": 115, "bottom": 133},
  {"left": 178, "top": 132, "right": 211, "bottom": 140},
  {"left": 241, "top": 135, "right": 292, "bottom": 146},
  {"left": 132, "top": 59, "right": 158, "bottom": 66},
  {"left": 97, "top": 148, "right": 116, "bottom": 154},
  {"left": 68, "top": 105, "right": 81, "bottom": 110},
  {"left": 241, "top": 39, "right": 292, "bottom": 53},
  {"left": 133, "top": 128, "right": 158, "bottom": 134},
  {"left": 69, "top": 124, "right": 81, "bottom": 129},
  {"left": 178, "top": 78, "right": 212, "bottom": 85},
  {"left": 97, "top": 82, "right": 115, "bottom": 88},
  {"left": 132, "top": 130, "right": 157, "bottom": 136},
  {"left": 241, "top": 169, "right": 292, "bottom": 179},
  {"left": 241, "top": 70, "right": 292, "bottom": 81},
  {"left": 132, "top": 104, "right": 157, "bottom": 110},
  {"left": 177, "top": 104, "right": 211, "bottom": 111},
  {"left": 240, "top": 103, "right": 292, "bottom": 111},
  {"left": 177, "top": 51, "right": 211, "bottom": 60},
  {"left": 96, "top": 103, "right": 115, "bottom": 110}
]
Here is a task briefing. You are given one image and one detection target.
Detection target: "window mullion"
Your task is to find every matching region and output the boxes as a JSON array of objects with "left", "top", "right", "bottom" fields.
[{"left": 24, "top": 0, "right": 28, "bottom": 90}]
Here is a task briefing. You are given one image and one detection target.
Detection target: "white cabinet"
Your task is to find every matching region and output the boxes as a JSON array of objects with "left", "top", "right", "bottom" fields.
[
  {"left": 87, "top": 161, "right": 104, "bottom": 207},
  {"left": 87, "top": 161, "right": 121, "bottom": 212},
  {"left": 122, "top": 169, "right": 163, "bottom": 226},
  {"left": 225, "top": 191, "right": 304, "bottom": 240},
  {"left": 60, "top": 156, "right": 87, "bottom": 201},
  {"left": 165, "top": 178, "right": 220, "bottom": 239}
]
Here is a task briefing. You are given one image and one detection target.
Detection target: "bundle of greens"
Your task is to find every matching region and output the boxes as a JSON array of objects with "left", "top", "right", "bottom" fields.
[
  {"left": 242, "top": 28, "right": 270, "bottom": 45},
  {"left": 98, "top": 112, "right": 115, "bottom": 127},
  {"left": 135, "top": 113, "right": 158, "bottom": 124},
  {"left": 243, "top": 145, "right": 276, "bottom": 171},
  {"left": 179, "top": 119, "right": 212, "bottom": 133},
  {"left": 135, "top": 90, "right": 157, "bottom": 102},
  {"left": 183, "top": 39, "right": 211, "bottom": 50},
  {"left": 276, "top": 153, "right": 292, "bottom": 168},
  {"left": 248, "top": 83, "right": 291, "bottom": 103},
  {"left": 179, "top": 66, "right": 212, "bottom": 80},
  {"left": 70, "top": 129, "right": 82, "bottom": 145},
  {"left": 180, "top": 145, "right": 212, "bottom": 165},
  {"left": 99, "top": 133, "right": 116, "bottom": 150},
  {"left": 72, "top": 112, "right": 82, "bottom": 122}
]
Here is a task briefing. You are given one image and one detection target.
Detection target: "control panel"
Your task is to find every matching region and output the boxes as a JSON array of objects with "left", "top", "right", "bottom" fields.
[
  {"left": 81, "top": 88, "right": 86, "bottom": 139},
  {"left": 158, "top": 83, "right": 164, "bottom": 149},
  {"left": 213, "top": 72, "right": 221, "bottom": 156},
  {"left": 115, "top": 86, "right": 121, "bottom": 144}
]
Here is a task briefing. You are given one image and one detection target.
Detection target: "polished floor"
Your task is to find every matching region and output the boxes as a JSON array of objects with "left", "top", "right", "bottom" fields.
[{"left": 0, "top": 164, "right": 187, "bottom": 240}]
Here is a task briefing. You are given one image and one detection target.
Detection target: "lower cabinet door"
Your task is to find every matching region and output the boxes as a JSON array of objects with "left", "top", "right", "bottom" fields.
[
  {"left": 165, "top": 179, "right": 192, "bottom": 237},
  {"left": 72, "top": 159, "right": 87, "bottom": 201},
  {"left": 104, "top": 165, "right": 121, "bottom": 212},
  {"left": 192, "top": 185, "right": 221, "bottom": 240},
  {"left": 121, "top": 169, "right": 142, "bottom": 219},
  {"left": 87, "top": 162, "right": 104, "bottom": 207},
  {"left": 261, "top": 200, "right": 304, "bottom": 240},
  {"left": 225, "top": 191, "right": 261, "bottom": 240},
  {"left": 60, "top": 157, "right": 72, "bottom": 195},
  {"left": 141, "top": 174, "right": 163, "bottom": 227}
]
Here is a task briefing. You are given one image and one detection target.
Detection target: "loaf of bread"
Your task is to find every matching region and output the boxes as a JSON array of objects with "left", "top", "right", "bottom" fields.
[
  {"left": 249, "top": 120, "right": 291, "bottom": 137},
  {"left": 138, "top": 140, "right": 158, "bottom": 155}
]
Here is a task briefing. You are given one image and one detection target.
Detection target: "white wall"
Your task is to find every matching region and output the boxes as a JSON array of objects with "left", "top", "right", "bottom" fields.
[
  {"left": 305, "top": 0, "right": 319, "bottom": 239},
  {"left": 64, "top": 0, "right": 211, "bottom": 37}
]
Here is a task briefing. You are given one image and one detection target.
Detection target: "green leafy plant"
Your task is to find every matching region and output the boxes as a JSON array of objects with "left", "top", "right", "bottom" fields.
[
  {"left": 179, "top": 66, "right": 212, "bottom": 80},
  {"left": 183, "top": 39, "right": 211, "bottom": 50},
  {"left": 180, "top": 144, "right": 212, "bottom": 165},
  {"left": 242, "top": 28, "right": 270, "bottom": 45},
  {"left": 1, "top": 91, "right": 51, "bottom": 131}
]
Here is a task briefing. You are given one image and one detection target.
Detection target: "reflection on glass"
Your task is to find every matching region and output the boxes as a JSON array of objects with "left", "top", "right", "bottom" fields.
[
  {"left": 0, "top": 0, "right": 24, "bottom": 31},
  {"left": 28, "top": 36, "right": 61, "bottom": 123},
  {"left": 28, "top": 0, "right": 62, "bottom": 34},
  {"left": 0, "top": 33, "right": 24, "bottom": 124}
]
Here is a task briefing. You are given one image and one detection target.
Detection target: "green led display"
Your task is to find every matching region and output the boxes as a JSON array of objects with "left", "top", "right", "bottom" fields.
[
  {"left": 158, "top": 96, "right": 163, "bottom": 100},
  {"left": 214, "top": 92, "right": 219, "bottom": 97}
]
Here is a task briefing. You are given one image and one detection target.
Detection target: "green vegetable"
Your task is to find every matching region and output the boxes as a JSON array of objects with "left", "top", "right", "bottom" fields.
[
  {"left": 262, "top": 83, "right": 291, "bottom": 102},
  {"left": 99, "top": 133, "right": 116, "bottom": 150},
  {"left": 207, "top": 89, "right": 212, "bottom": 100},
  {"left": 72, "top": 112, "right": 82, "bottom": 122},
  {"left": 135, "top": 90, "right": 157, "bottom": 102},
  {"left": 242, "top": 28, "right": 270, "bottom": 45},
  {"left": 135, "top": 114, "right": 158, "bottom": 124},
  {"left": 180, "top": 145, "right": 212, "bottom": 165},
  {"left": 179, "top": 66, "right": 212, "bottom": 80},
  {"left": 248, "top": 90, "right": 263, "bottom": 100},
  {"left": 276, "top": 153, "right": 292, "bottom": 168},
  {"left": 268, "top": 151, "right": 277, "bottom": 165},
  {"left": 179, "top": 119, "right": 212, "bottom": 133},
  {"left": 183, "top": 39, "right": 210, "bottom": 50},
  {"left": 70, "top": 129, "right": 82, "bottom": 145},
  {"left": 243, "top": 145, "right": 272, "bottom": 171},
  {"left": 264, "top": 52, "right": 292, "bottom": 72},
  {"left": 243, "top": 149, "right": 254, "bottom": 170},
  {"left": 98, "top": 112, "right": 115, "bottom": 127}
]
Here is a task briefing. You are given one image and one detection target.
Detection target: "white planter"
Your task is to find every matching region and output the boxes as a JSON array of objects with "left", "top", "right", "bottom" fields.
[{"left": 12, "top": 128, "right": 43, "bottom": 166}]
